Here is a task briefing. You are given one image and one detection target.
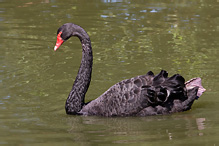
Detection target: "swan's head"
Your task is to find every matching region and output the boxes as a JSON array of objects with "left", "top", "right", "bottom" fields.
[
  {"left": 54, "top": 23, "right": 74, "bottom": 51},
  {"left": 54, "top": 23, "right": 90, "bottom": 51}
]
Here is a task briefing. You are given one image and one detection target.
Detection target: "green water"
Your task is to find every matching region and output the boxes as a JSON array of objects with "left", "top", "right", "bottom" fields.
[{"left": 0, "top": 0, "right": 218, "bottom": 145}]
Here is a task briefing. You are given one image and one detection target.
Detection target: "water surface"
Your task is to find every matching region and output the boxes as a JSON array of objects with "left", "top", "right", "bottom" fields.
[{"left": 0, "top": 0, "right": 218, "bottom": 145}]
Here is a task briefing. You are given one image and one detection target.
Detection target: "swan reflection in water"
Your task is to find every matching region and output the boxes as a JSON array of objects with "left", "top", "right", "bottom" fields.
[{"left": 66, "top": 115, "right": 207, "bottom": 142}]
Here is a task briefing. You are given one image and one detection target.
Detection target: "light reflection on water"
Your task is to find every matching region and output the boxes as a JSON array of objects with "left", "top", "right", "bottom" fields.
[
  {"left": 0, "top": 0, "right": 218, "bottom": 145},
  {"left": 65, "top": 115, "right": 208, "bottom": 144}
]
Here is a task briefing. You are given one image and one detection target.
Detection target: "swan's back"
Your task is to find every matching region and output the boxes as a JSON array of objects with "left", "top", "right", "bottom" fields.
[{"left": 80, "top": 70, "right": 204, "bottom": 116}]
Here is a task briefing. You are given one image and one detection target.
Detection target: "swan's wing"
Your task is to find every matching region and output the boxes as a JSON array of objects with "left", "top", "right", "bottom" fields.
[
  {"left": 80, "top": 71, "right": 155, "bottom": 116},
  {"left": 80, "top": 70, "right": 205, "bottom": 117},
  {"left": 80, "top": 70, "right": 186, "bottom": 116}
]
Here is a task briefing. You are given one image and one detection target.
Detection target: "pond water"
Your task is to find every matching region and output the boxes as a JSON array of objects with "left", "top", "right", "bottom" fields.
[{"left": 0, "top": 0, "right": 218, "bottom": 145}]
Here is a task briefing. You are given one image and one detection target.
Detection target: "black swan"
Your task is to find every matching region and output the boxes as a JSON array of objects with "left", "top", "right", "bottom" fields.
[{"left": 54, "top": 23, "right": 206, "bottom": 117}]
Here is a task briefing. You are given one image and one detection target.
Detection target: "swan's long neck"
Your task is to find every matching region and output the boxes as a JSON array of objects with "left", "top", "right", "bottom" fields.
[{"left": 65, "top": 38, "right": 93, "bottom": 115}]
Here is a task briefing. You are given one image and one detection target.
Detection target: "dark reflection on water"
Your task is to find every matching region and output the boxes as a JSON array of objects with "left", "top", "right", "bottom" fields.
[{"left": 0, "top": 0, "right": 218, "bottom": 145}]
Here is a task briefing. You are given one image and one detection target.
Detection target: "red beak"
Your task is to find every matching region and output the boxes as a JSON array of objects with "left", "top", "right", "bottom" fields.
[{"left": 54, "top": 31, "right": 64, "bottom": 51}]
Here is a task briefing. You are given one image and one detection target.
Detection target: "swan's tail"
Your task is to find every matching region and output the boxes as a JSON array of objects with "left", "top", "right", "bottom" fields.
[{"left": 185, "top": 77, "right": 206, "bottom": 99}]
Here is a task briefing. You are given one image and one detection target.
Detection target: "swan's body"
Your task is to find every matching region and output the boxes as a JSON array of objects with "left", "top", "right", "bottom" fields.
[{"left": 54, "top": 23, "right": 205, "bottom": 117}]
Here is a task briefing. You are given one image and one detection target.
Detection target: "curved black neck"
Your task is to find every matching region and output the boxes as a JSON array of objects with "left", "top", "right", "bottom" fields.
[{"left": 65, "top": 37, "right": 93, "bottom": 115}]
